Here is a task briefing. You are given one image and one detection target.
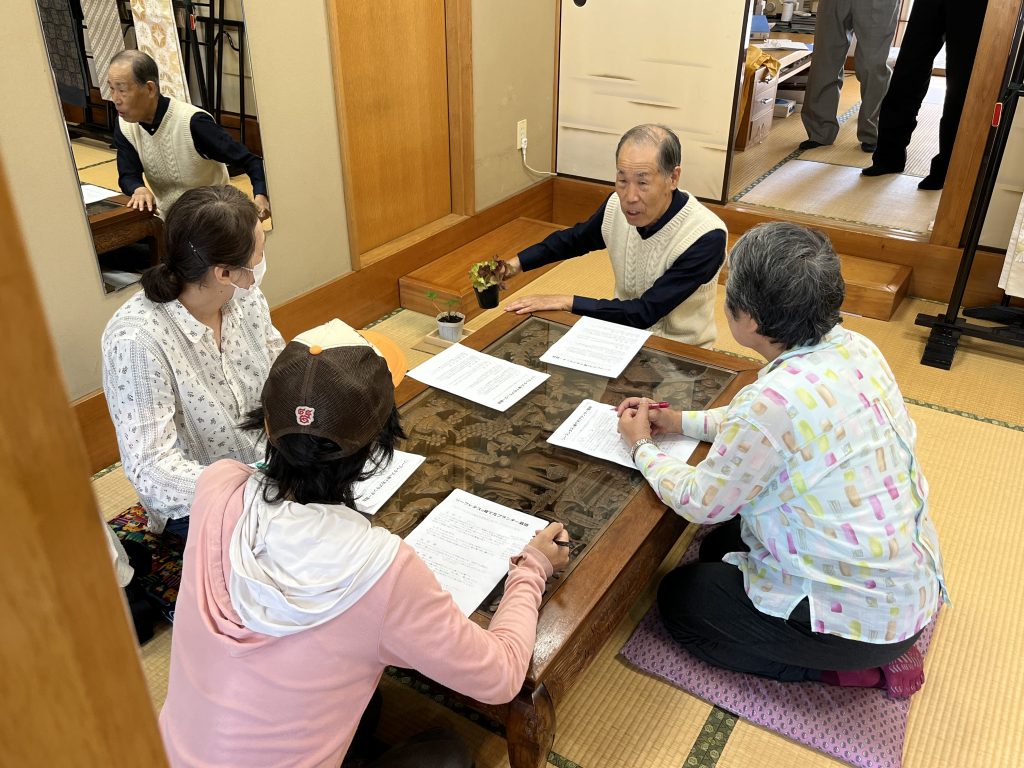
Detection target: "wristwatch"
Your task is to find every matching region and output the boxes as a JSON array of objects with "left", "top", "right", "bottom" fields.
[{"left": 630, "top": 437, "right": 655, "bottom": 463}]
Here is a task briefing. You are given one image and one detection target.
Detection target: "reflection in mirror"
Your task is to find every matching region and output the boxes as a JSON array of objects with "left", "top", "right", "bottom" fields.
[
  {"left": 729, "top": 0, "right": 971, "bottom": 238},
  {"left": 34, "top": 0, "right": 270, "bottom": 294}
]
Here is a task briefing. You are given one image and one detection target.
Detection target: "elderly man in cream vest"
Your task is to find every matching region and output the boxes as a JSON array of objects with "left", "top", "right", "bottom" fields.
[
  {"left": 500, "top": 124, "right": 727, "bottom": 347},
  {"left": 107, "top": 50, "right": 269, "bottom": 219}
]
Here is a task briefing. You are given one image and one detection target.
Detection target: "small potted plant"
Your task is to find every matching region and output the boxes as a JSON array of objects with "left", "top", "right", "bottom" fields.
[
  {"left": 469, "top": 258, "right": 502, "bottom": 309},
  {"left": 426, "top": 290, "right": 465, "bottom": 342}
]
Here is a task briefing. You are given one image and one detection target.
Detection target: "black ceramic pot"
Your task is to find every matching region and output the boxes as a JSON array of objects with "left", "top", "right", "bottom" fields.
[{"left": 474, "top": 284, "right": 500, "bottom": 309}]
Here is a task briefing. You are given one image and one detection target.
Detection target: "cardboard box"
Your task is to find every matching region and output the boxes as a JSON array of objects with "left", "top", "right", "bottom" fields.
[
  {"left": 777, "top": 87, "right": 806, "bottom": 104},
  {"left": 774, "top": 98, "right": 796, "bottom": 118}
]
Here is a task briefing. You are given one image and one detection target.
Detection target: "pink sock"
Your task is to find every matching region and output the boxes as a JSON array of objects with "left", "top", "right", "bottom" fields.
[
  {"left": 880, "top": 646, "right": 925, "bottom": 699},
  {"left": 820, "top": 668, "right": 883, "bottom": 688}
]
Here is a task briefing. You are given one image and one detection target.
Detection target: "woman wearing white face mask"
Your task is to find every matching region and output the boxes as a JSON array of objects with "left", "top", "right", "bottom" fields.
[{"left": 102, "top": 185, "right": 284, "bottom": 539}]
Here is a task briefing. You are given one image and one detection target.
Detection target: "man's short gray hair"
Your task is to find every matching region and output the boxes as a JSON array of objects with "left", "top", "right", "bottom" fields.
[
  {"left": 110, "top": 49, "right": 161, "bottom": 93},
  {"left": 725, "top": 222, "right": 844, "bottom": 349},
  {"left": 615, "top": 124, "right": 681, "bottom": 176}
]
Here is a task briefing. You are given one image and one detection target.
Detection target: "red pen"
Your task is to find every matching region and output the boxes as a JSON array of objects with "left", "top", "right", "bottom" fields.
[{"left": 613, "top": 401, "right": 671, "bottom": 409}]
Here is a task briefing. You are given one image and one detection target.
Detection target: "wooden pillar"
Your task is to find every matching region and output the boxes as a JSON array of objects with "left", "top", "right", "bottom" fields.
[
  {"left": 931, "top": 0, "right": 1024, "bottom": 247},
  {"left": 0, "top": 156, "right": 168, "bottom": 765}
]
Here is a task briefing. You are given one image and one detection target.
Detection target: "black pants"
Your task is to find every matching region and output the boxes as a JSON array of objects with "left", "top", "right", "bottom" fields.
[
  {"left": 872, "top": 0, "right": 989, "bottom": 180},
  {"left": 656, "top": 518, "right": 919, "bottom": 682},
  {"left": 344, "top": 689, "right": 474, "bottom": 768}
]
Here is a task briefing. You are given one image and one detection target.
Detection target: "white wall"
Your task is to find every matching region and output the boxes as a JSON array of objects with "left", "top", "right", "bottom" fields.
[{"left": 472, "top": 0, "right": 557, "bottom": 209}]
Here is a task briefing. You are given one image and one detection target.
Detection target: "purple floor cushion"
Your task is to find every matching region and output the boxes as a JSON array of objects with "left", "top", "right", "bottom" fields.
[{"left": 621, "top": 529, "right": 939, "bottom": 768}]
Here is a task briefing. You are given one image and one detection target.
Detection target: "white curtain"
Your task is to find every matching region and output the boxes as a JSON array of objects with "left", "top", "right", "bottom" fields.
[{"left": 997, "top": 192, "right": 1024, "bottom": 299}]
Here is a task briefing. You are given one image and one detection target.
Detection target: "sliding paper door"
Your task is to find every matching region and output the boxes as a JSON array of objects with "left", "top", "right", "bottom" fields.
[{"left": 557, "top": 0, "right": 749, "bottom": 202}]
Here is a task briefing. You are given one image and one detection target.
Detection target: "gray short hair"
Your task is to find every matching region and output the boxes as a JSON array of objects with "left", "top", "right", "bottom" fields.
[
  {"left": 615, "top": 124, "right": 681, "bottom": 176},
  {"left": 725, "top": 222, "right": 844, "bottom": 349},
  {"left": 110, "top": 49, "right": 161, "bottom": 93}
]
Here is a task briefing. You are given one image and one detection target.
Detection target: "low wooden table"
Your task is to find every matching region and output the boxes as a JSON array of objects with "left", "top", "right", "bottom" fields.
[
  {"left": 87, "top": 194, "right": 163, "bottom": 260},
  {"left": 382, "top": 310, "right": 760, "bottom": 768}
]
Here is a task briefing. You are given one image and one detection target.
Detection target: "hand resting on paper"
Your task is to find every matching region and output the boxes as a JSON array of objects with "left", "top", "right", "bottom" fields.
[
  {"left": 527, "top": 522, "right": 571, "bottom": 572},
  {"left": 615, "top": 397, "right": 682, "bottom": 441}
]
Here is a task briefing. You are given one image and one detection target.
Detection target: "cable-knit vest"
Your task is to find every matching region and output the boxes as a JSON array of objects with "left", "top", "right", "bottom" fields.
[
  {"left": 601, "top": 192, "right": 726, "bottom": 348},
  {"left": 119, "top": 97, "right": 230, "bottom": 216}
]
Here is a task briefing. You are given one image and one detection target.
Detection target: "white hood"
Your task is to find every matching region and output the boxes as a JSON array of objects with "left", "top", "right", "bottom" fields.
[{"left": 229, "top": 475, "right": 400, "bottom": 637}]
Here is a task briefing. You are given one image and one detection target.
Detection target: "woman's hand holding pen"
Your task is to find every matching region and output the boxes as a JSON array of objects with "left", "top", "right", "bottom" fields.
[
  {"left": 615, "top": 397, "right": 682, "bottom": 438},
  {"left": 528, "top": 522, "right": 571, "bottom": 572}
]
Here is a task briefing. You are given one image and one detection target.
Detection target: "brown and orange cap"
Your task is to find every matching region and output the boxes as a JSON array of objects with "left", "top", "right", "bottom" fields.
[{"left": 261, "top": 320, "right": 406, "bottom": 458}]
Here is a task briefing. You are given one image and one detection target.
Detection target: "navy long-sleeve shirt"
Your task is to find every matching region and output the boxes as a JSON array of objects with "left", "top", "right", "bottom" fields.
[
  {"left": 114, "top": 96, "right": 268, "bottom": 198},
  {"left": 517, "top": 190, "right": 726, "bottom": 329}
]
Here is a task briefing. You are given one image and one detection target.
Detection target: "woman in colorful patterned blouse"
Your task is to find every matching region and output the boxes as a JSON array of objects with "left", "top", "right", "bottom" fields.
[{"left": 617, "top": 222, "right": 948, "bottom": 698}]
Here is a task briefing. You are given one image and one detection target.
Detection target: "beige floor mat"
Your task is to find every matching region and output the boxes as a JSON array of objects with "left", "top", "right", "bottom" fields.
[
  {"left": 799, "top": 101, "right": 941, "bottom": 178},
  {"left": 71, "top": 139, "right": 116, "bottom": 170},
  {"left": 737, "top": 160, "right": 941, "bottom": 234}
]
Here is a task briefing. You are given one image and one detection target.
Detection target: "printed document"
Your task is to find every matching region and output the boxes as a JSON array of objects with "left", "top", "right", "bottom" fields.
[
  {"left": 353, "top": 450, "right": 425, "bottom": 515},
  {"left": 404, "top": 489, "right": 546, "bottom": 616},
  {"left": 81, "top": 184, "right": 120, "bottom": 205},
  {"left": 540, "top": 316, "right": 651, "bottom": 378},
  {"left": 548, "top": 399, "right": 700, "bottom": 468},
  {"left": 408, "top": 343, "right": 549, "bottom": 412}
]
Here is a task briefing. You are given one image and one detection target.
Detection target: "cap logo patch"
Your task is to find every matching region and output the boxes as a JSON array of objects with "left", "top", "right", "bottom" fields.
[{"left": 295, "top": 406, "right": 315, "bottom": 426}]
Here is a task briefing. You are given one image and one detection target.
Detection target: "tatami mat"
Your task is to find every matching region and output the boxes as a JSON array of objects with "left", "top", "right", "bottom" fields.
[
  {"left": 71, "top": 138, "right": 116, "bottom": 170},
  {"left": 93, "top": 464, "right": 138, "bottom": 522},
  {"left": 729, "top": 72, "right": 864, "bottom": 198},
  {"left": 712, "top": 297, "right": 1024, "bottom": 427},
  {"left": 93, "top": 239, "right": 1024, "bottom": 767},
  {"left": 799, "top": 101, "right": 941, "bottom": 178},
  {"left": 737, "top": 160, "right": 941, "bottom": 234},
  {"left": 552, "top": 531, "right": 712, "bottom": 768}
]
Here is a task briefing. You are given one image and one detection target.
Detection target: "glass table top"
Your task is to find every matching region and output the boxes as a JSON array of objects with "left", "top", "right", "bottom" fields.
[{"left": 374, "top": 316, "right": 738, "bottom": 613}]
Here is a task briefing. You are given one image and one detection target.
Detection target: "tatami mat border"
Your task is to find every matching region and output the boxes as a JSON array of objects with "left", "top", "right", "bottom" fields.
[
  {"left": 78, "top": 159, "right": 117, "bottom": 171},
  {"left": 904, "top": 397, "right": 1024, "bottom": 432},
  {"left": 92, "top": 460, "right": 122, "bottom": 481},
  {"left": 686, "top": 707, "right": 739, "bottom": 768},
  {"left": 364, "top": 307, "right": 406, "bottom": 329}
]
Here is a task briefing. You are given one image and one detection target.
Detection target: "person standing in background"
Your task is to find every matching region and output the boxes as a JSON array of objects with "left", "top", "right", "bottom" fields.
[
  {"left": 800, "top": 0, "right": 901, "bottom": 153},
  {"left": 862, "top": 0, "right": 990, "bottom": 190}
]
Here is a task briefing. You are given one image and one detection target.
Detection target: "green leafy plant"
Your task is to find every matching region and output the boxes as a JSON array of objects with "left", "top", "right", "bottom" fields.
[
  {"left": 426, "top": 290, "right": 462, "bottom": 322},
  {"left": 469, "top": 258, "right": 502, "bottom": 292}
]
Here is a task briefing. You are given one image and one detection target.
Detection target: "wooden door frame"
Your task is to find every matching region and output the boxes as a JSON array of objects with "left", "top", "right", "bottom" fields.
[
  {"left": 326, "top": 0, "right": 475, "bottom": 270},
  {"left": 0, "top": 157, "right": 168, "bottom": 764},
  {"left": 931, "top": 0, "right": 1024, "bottom": 247}
]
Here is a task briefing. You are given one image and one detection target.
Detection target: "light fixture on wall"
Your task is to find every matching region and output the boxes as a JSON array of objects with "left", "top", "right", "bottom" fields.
[{"left": 573, "top": 0, "right": 586, "bottom": 7}]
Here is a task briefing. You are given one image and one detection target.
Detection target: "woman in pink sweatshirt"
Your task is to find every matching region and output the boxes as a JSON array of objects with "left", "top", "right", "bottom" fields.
[{"left": 159, "top": 320, "right": 569, "bottom": 767}]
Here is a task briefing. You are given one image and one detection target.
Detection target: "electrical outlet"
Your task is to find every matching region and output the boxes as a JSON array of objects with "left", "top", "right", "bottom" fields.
[{"left": 517, "top": 119, "right": 528, "bottom": 150}]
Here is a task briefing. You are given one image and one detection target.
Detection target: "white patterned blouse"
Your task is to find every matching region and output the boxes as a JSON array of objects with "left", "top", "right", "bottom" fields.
[{"left": 102, "top": 289, "right": 284, "bottom": 532}]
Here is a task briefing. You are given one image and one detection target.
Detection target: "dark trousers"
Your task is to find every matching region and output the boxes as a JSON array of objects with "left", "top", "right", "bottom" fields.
[
  {"left": 164, "top": 515, "right": 190, "bottom": 540},
  {"left": 657, "top": 518, "right": 919, "bottom": 682},
  {"left": 344, "top": 689, "right": 473, "bottom": 768},
  {"left": 872, "top": 0, "right": 989, "bottom": 180}
]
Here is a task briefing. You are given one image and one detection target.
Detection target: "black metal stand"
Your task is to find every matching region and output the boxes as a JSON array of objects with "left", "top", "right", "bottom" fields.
[
  {"left": 178, "top": 0, "right": 251, "bottom": 146},
  {"left": 915, "top": 8, "right": 1024, "bottom": 368}
]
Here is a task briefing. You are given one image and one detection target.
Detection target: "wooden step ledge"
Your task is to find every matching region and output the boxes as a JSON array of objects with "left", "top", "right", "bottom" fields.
[
  {"left": 724, "top": 234, "right": 911, "bottom": 321},
  {"left": 399, "top": 218, "right": 561, "bottom": 321}
]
